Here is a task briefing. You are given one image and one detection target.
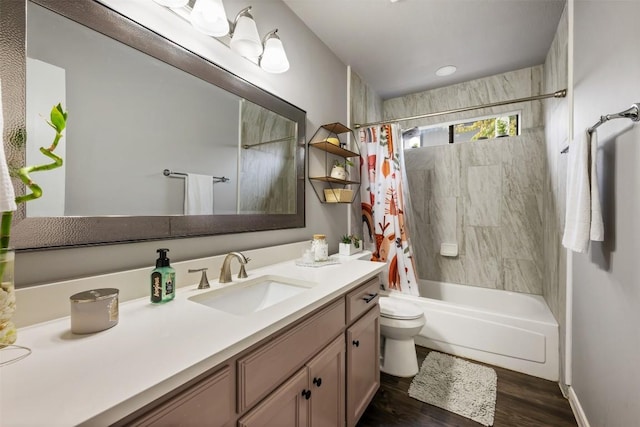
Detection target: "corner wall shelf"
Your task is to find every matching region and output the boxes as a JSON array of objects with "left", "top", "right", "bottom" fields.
[{"left": 308, "top": 122, "right": 360, "bottom": 204}]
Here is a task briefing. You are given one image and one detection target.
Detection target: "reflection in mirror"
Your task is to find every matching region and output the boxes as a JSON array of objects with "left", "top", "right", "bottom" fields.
[
  {"left": 2, "top": 0, "right": 306, "bottom": 249},
  {"left": 26, "top": 2, "right": 298, "bottom": 217},
  {"left": 239, "top": 99, "right": 297, "bottom": 214}
]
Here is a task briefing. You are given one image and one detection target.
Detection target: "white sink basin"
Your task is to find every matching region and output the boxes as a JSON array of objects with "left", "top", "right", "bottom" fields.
[{"left": 188, "top": 275, "right": 315, "bottom": 316}]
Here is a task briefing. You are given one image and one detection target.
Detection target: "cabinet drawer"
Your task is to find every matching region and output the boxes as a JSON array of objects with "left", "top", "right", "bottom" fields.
[
  {"left": 346, "top": 276, "right": 380, "bottom": 323},
  {"left": 130, "top": 365, "right": 233, "bottom": 427},
  {"left": 237, "top": 299, "right": 346, "bottom": 412}
]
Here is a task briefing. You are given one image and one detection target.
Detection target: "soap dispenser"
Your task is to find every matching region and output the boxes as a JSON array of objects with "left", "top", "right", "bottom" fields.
[{"left": 151, "top": 248, "right": 176, "bottom": 303}]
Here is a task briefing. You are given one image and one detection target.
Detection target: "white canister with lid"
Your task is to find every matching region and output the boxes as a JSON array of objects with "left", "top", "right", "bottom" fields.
[
  {"left": 70, "top": 288, "right": 119, "bottom": 334},
  {"left": 311, "top": 234, "right": 328, "bottom": 261}
]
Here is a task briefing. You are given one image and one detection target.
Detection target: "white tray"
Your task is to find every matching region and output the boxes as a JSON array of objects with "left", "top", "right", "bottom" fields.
[{"left": 294, "top": 256, "right": 341, "bottom": 268}]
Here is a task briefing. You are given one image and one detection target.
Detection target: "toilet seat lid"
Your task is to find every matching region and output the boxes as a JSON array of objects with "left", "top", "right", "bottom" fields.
[{"left": 379, "top": 297, "right": 423, "bottom": 320}]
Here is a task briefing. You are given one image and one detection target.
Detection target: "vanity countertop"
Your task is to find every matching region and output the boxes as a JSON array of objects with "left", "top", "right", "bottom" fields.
[{"left": 0, "top": 256, "right": 384, "bottom": 427}]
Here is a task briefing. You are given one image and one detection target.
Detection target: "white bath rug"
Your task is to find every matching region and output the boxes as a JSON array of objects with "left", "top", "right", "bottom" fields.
[{"left": 408, "top": 351, "right": 497, "bottom": 426}]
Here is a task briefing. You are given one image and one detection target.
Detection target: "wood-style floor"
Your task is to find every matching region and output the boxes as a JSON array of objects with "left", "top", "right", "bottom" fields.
[{"left": 358, "top": 346, "right": 577, "bottom": 427}]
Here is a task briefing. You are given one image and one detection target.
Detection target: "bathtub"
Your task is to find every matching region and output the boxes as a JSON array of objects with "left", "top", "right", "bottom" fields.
[{"left": 385, "top": 279, "right": 559, "bottom": 381}]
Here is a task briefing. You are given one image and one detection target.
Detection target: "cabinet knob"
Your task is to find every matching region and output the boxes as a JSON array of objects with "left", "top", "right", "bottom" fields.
[
  {"left": 313, "top": 377, "right": 322, "bottom": 387},
  {"left": 352, "top": 340, "right": 360, "bottom": 347},
  {"left": 362, "top": 293, "right": 378, "bottom": 303},
  {"left": 301, "top": 389, "right": 312, "bottom": 400}
]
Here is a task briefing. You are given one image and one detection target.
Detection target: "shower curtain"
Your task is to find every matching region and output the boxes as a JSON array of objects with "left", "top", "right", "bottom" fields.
[{"left": 359, "top": 123, "right": 419, "bottom": 296}]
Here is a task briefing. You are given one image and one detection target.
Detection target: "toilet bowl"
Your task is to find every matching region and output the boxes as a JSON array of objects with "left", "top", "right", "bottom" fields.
[{"left": 379, "top": 296, "right": 425, "bottom": 377}]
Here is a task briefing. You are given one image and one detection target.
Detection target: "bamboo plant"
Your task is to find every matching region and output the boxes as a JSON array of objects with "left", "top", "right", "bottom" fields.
[
  {"left": 0, "top": 103, "right": 66, "bottom": 346},
  {"left": 1, "top": 103, "right": 67, "bottom": 251}
]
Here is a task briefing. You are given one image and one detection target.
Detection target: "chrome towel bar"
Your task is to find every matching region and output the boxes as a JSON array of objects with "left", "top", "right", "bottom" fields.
[
  {"left": 561, "top": 103, "right": 640, "bottom": 153},
  {"left": 163, "top": 169, "right": 230, "bottom": 183}
]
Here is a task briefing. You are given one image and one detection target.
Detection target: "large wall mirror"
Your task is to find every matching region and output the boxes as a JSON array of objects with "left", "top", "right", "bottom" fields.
[{"left": 1, "top": 0, "right": 306, "bottom": 250}]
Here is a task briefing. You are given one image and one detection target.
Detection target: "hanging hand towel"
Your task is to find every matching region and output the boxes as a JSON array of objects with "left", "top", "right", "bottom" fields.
[
  {"left": 0, "top": 83, "right": 17, "bottom": 213},
  {"left": 562, "top": 130, "right": 604, "bottom": 252},
  {"left": 588, "top": 131, "right": 604, "bottom": 241},
  {"left": 184, "top": 173, "right": 213, "bottom": 215}
]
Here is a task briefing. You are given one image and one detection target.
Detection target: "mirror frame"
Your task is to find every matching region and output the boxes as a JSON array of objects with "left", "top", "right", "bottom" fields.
[{"left": 1, "top": 0, "right": 306, "bottom": 251}]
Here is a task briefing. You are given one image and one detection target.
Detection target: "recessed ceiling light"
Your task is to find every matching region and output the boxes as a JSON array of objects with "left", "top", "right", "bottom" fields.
[{"left": 435, "top": 65, "right": 457, "bottom": 77}]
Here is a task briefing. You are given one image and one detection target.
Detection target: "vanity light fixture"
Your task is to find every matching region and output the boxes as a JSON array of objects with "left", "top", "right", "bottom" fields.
[
  {"left": 153, "top": 0, "right": 290, "bottom": 73},
  {"left": 260, "top": 29, "right": 290, "bottom": 73},
  {"left": 190, "top": 0, "right": 230, "bottom": 37},
  {"left": 229, "top": 7, "right": 263, "bottom": 59}
]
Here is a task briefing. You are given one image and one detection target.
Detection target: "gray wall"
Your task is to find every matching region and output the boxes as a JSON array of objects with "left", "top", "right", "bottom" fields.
[
  {"left": 385, "top": 67, "right": 548, "bottom": 294},
  {"left": 571, "top": 1, "right": 640, "bottom": 425},
  {"left": 15, "top": 0, "right": 349, "bottom": 286}
]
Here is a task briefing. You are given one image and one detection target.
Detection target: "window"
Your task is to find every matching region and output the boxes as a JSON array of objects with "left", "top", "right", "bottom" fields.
[{"left": 405, "top": 112, "right": 520, "bottom": 148}]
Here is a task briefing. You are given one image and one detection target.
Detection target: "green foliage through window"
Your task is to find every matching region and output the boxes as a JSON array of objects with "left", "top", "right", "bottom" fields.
[
  {"left": 454, "top": 115, "right": 518, "bottom": 141},
  {"left": 406, "top": 113, "right": 520, "bottom": 148}
]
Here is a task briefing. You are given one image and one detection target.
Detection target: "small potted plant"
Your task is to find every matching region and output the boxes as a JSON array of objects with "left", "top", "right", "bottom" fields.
[
  {"left": 339, "top": 234, "right": 362, "bottom": 256},
  {"left": 330, "top": 159, "right": 354, "bottom": 181}
]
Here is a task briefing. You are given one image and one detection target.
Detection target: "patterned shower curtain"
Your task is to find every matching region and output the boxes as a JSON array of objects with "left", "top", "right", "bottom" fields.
[{"left": 359, "top": 124, "right": 419, "bottom": 296}]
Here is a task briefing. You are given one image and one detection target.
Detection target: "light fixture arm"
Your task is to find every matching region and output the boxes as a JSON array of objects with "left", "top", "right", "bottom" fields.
[
  {"left": 259, "top": 29, "right": 280, "bottom": 58},
  {"left": 262, "top": 29, "right": 280, "bottom": 43},
  {"left": 229, "top": 6, "right": 254, "bottom": 36}
]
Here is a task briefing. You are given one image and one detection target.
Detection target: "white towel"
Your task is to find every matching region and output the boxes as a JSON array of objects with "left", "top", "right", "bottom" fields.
[
  {"left": 0, "top": 83, "right": 17, "bottom": 213},
  {"left": 184, "top": 173, "right": 213, "bottom": 215},
  {"left": 562, "top": 130, "right": 604, "bottom": 252}
]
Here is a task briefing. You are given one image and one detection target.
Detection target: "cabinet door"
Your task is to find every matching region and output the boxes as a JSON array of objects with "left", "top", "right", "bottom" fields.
[
  {"left": 237, "top": 299, "right": 345, "bottom": 412},
  {"left": 130, "top": 365, "right": 233, "bottom": 427},
  {"left": 346, "top": 307, "right": 380, "bottom": 427},
  {"left": 307, "top": 336, "right": 345, "bottom": 427},
  {"left": 238, "top": 368, "right": 310, "bottom": 427}
]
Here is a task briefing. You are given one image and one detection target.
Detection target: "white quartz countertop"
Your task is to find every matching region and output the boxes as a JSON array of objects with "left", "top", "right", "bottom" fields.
[{"left": 0, "top": 257, "right": 384, "bottom": 427}]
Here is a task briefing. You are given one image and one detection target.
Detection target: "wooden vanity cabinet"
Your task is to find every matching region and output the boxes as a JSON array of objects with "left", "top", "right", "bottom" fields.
[
  {"left": 308, "top": 336, "right": 346, "bottom": 427},
  {"left": 120, "top": 275, "right": 380, "bottom": 427},
  {"left": 237, "top": 300, "right": 346, "bottom": 413},
  {"left": 238, "top": 336, "right": 345, "bottom": 427},
  {"left": 237, "top": 368, "right": 310, "bottom": 427},
  {"left": 127, "top": 365, "right": 233, "bottom": 427},
  {"left": 346, "top": 307, "right": 380, "bottom": 427}
]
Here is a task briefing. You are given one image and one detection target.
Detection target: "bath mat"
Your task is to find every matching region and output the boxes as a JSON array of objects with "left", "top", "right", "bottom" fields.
[{"left": 408, "top": 351, "right": 497, "bottom": 426}]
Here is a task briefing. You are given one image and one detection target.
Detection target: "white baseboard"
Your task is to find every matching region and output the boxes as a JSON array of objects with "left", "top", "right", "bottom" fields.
[{"left": 568, "top": 386, "right": 590, "bottom": 427}]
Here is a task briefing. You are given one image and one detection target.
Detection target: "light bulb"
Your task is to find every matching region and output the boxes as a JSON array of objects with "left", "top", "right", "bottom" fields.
[
  {"left": 230, "top": 14, "right": 263, "bottom": 59},
  {"left": 261, "top": 36, "right": 289, "bottom": 73},
  {"left": 190, "top": 0, "right": 230, "bottom": 37}
]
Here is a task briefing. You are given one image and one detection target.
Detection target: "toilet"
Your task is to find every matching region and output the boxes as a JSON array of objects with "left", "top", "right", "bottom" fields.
[{"left": 379, "top": 296, "right": 425, "bottom": 377}]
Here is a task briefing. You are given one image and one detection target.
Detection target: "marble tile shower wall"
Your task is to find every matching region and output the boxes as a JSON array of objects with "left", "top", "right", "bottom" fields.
[
  {"left": 542, "top": 4, "right": 568, "bottom": 335},
  {"left": 387, "top": 66, "right": 547, "bottom": 294},
  {"left": 349, "top": 70, "right": 383, "bottom": 239},
  {"left": 404, "top": 131, "right": 546, "bottom": 293}
]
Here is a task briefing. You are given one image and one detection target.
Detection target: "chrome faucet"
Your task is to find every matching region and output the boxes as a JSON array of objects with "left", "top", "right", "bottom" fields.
[{"left": 219, "top": 252, "right": 250, "bottom": 283}]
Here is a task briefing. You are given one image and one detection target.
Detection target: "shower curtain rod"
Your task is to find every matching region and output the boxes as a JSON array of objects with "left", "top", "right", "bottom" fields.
[{"left": 353, "top": 89, "right": 567, "bottom": 129}]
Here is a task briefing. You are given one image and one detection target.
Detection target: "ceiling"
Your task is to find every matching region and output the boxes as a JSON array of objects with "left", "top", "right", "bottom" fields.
[{"left": 283, "top": 0, "right": 566, "bottom": 100}]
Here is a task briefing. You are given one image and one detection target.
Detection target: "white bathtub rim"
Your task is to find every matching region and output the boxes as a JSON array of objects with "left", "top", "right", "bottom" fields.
[
  {"left": 417, "top": 279, "right": 557, "bottom": 321},
  {"left": 386, "top": 290, "right": 558, "bottom": 327}
]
